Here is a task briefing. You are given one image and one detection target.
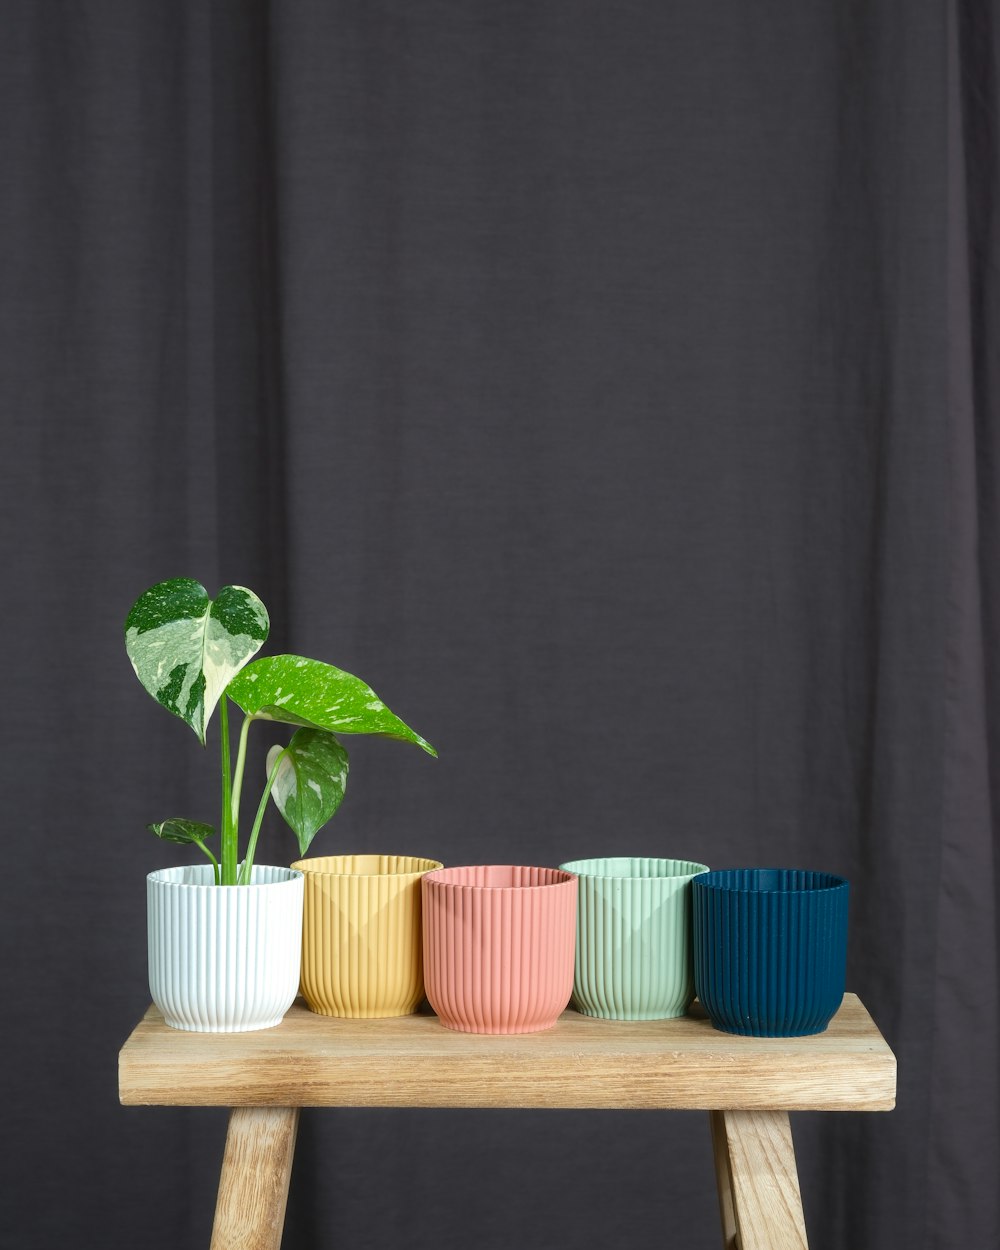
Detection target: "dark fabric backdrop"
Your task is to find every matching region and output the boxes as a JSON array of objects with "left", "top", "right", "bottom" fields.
[{"left": 1, "top": 3, "right": 997, "bottom": 1247}]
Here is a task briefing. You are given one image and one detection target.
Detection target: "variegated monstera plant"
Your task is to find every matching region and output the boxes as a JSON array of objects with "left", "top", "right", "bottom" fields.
[{"left": 125, "top": 578, "right": 435, "bottom": 885}]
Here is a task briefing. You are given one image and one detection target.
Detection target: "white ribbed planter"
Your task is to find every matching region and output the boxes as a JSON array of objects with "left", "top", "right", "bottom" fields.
[{"left": 147, "top": 864, "right": 304, "bottom": 1033}]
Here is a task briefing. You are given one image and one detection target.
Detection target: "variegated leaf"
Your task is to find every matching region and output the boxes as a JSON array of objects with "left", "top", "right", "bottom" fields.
[
  {"left": 148, "top": 819, "right": 216, "bottom": 847},
  {"left": 266, "top": 729, "right": 349, "bottom": 855},
  {"left": 125, "top": 579, "right": 269, "bottom": 744},
  {"left": 228, "top": 655, "right": 437, "bottom": 756}
]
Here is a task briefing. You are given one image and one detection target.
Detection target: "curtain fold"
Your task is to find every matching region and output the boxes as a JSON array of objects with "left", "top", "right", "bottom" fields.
[
  {"left": 935, "top": 2, "right": 1000, "bottom": 1245},
  {"left": 1, "top": 3, "right": 996, "bottom": 1247}
]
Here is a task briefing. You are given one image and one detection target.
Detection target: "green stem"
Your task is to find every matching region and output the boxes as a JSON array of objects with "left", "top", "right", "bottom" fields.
[
  {"left": 193, "top": 838, "right": 221, "bottom": 886},
  {"left": 225, "top": 714, "right": 253, "bottom": 885},
  {"left": 219, "top": 697, "right": 234, "bottom": 885},
  {"left": 238, "top": 747, "right": 289, "bottom": 885}
]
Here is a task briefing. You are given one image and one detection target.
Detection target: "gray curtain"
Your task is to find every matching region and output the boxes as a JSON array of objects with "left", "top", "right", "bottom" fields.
[{"left": 1, "top": 3, "right": 996, "bottom": 1247}]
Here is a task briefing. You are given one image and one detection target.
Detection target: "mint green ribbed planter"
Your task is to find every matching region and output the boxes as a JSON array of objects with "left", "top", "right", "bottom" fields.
[{"left": 559, "top": 857, "right": 710, "bottom": 1021}]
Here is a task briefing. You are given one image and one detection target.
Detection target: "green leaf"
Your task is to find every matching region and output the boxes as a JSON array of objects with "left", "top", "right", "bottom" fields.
[
  {"left": 125, "top": 579, "right": 269, "bottom": 744},
  {"left": 266, "top": 729, "right": 349, "bottom": 855},
  {"left": 228, "top": 654, "right": 437, "bottom": 756},
  {"left": 147, "top": 819, "right": 216, "bottom": 847}
]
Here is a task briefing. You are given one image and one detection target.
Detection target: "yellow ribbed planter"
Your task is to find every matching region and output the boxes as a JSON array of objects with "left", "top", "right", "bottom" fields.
[{"left": 291, "top": 854, "right": 443, "bottom": 1018}]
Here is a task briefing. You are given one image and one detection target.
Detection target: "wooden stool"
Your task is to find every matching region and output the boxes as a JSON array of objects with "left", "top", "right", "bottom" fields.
[{"left": 119, "top": 993, "right": 895, "bottom": 1249}]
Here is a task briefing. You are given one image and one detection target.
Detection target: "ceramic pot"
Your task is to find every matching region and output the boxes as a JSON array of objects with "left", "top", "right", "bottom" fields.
[
  {"left": 560, "top": 856, "right": 710, "bottom": 1020},
  {"left": 291, "top": 854, "right": 442, "bottom": 1018},
  {"left": 692, "top": 868, "right": 850, "bottom": 1037},
  {"left": 147, "top": 864, "right": 304, "bottom": 1033},
  {"left": 422, "top": 865, "right": 578, "bottom": 1035}
]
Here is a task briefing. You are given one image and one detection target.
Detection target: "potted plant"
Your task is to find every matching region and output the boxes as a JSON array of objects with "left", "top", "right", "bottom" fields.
[{"left": 126, "top": 577, "right": 436, "bottom": 1031}]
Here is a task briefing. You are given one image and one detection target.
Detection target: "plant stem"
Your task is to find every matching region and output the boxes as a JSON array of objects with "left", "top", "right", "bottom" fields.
[
  {"left": 238, "top": 747, "right": 289, "bottom": 885},
  {"left": 194, "top": 839, "right": 221, "bottom": 886},
  {"left": 219, "top": 697, "right": 234, "bottom": 885},
  {"left": 225, "top": 714, "right": 253, "bottom": 884}
]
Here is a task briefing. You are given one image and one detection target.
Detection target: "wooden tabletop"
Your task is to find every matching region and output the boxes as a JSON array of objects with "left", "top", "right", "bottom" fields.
[{"left": 119, "top": 992, "right": 895, "bottom": 1113}]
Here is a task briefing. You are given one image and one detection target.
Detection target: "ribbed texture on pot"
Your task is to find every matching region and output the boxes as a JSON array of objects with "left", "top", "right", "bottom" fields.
[
  {"left": 561, "top": 857, "right": 709, "bottom": 1020},
  {"left": 147, "top": 864, "right": 304, "bottom": 1033},
  {"left": 292, "top": 854, "right": 442, "bottom": 1018},
  {"left": 422, "top": 865, "right": 578, "bottom": 1035},
  {"left": 692, "top": 868, "right": 850, "bottom": 1037}
]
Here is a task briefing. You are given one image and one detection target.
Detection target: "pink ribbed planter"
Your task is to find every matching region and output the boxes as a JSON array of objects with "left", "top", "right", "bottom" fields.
[{"left": 422, "top": 865, "right": 578, "bottom": 1034}]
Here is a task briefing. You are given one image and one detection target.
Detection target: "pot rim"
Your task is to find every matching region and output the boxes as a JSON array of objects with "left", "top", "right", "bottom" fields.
[
  {"left": 560, "top": 856, "right": 710, "bottom": 880},
  {"left": 692, "top": 868, "right": 849, "bottom": 895},
  {"left": 423, "top": 864, "right": 577, "bottom": 892},
  {"left": 290, "top": 854, "right": 443, "bottom": 878},
  {"left": 147, "top": 864, "right": 304, "bottom": 890}
]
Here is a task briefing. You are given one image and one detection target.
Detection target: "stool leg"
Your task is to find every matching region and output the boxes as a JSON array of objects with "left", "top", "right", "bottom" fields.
[
  {"left": 210, "top": 1107, "right": 300, "bottom": 1250},
  {"left": 709, "top": 1111, "right": 738, "bottom": 1248},
  {"left": 711, "top": 1110, "right": 809, "bottom": 1250}
]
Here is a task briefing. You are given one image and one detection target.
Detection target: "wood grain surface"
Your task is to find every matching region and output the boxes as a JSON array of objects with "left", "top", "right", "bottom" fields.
[
  {"left": 119, "top": 992, "right": 896, "bottom": 1111},
  {"left": 710, "top": 1109, "right": 739, "bottom": 1249},
  {"left": 720, "top": 1110, "right": 810, "bottom": 1249},
  {"left": 210, "top": 1108, "right": 298, "bottom": 1250}
]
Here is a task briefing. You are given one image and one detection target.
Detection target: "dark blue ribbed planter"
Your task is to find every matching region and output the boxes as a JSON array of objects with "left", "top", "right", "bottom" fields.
[{"left": 692, "top": 868, "right": 849, "bottom": 1037}]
